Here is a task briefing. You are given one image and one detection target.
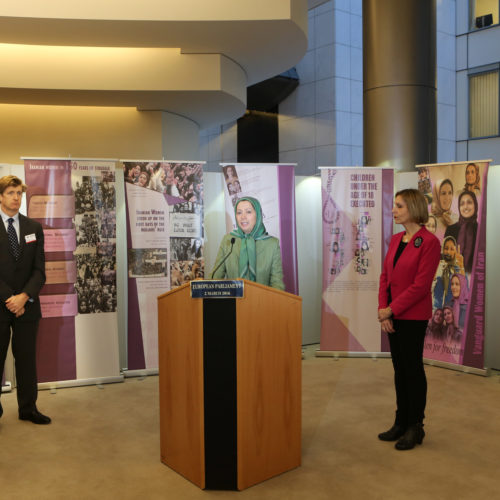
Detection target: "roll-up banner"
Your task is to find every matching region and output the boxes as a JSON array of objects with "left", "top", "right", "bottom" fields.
[
  {"left": 416, "top": 160, "right": 489, "bottom": 370},
  {"left": 23, "top": 158, "right": 121, "bottom": 385},
  {"left": 319, "top": 167, "right": 394, "bottom": 354},
  {"left": 123, "top": 161, "right": 205, "bottom": 372},
  {"left": 220, "top": 163, "right": 299, "bottom": 295}
]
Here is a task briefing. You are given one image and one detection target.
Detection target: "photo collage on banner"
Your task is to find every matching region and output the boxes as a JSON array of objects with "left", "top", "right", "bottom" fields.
[
  {"left": 220, "top": 163, "right": 299, "bottom": 294},
  {"left": 124, "top": 161, "right": 204, "bottom": 370},
  {"left": 23, "top": 159, "right": 119, "bottom": 383},
  {"left": 319, "top": 168, "right": 394, "bottom": 353},
  {"left": 417, "top": 161, "right": 489, "bottom": 369}
]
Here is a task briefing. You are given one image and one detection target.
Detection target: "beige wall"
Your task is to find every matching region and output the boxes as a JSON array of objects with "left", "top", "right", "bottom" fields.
[{"left": 0, "top": 104, "right": 201, "bottom": 163}]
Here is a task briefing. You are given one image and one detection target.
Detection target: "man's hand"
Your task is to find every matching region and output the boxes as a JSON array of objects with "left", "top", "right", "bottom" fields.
[{"left": 6, "top": 293, "right": 29, "bottom": 315}]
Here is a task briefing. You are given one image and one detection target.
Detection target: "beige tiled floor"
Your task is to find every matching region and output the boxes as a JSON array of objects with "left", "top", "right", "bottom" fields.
[{"left": 1, "top": 351, "right": 499, "bottom": 499}]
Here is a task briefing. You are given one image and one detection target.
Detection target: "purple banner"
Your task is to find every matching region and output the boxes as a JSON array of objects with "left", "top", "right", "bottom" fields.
[
  {"left": 24, "top": 159, "right": 120, "bottom": 383},
  {"left": 24, "top": 159, "right": 77, "bottom": 383},
  {"left": 419, "top": 161, "right": 489, "bottom": 369}
]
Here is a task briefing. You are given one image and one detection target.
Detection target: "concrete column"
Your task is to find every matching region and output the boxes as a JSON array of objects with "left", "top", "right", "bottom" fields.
[{"left": 363, "top": 0, "right": 436, "bottom": 171}]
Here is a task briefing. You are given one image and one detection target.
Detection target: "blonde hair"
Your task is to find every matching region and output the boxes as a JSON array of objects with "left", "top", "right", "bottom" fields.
[
  {"left": 395, "top": 189, "right": 429, "bottom": 224},
  {"left": 0, "top": 175, "right": 27, "bottom": 195}
]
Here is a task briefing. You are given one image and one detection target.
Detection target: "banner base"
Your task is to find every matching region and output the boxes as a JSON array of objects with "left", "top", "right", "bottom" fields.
[
  {"left": 1, "top": 381, "right": 12, "bottom": 393},
  {"left": 423, "top": 358, "right": 489, "bottom": 377},
  {"left": 315, "top": 350, "right": 391, "bottom": 359},
  {"left": 315, "top": 351, "right": 489, "bottom": 376},
  {"left": 122, "top": 368, "right": 159, "bottom": 378},
  {"left": 38, "top": 375, "right": 124, "bottom": 391}
]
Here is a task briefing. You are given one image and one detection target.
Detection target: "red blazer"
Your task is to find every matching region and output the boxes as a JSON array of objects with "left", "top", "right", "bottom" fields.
[{"left": 378, "top": 226, "right": 440, "bottom": 320}]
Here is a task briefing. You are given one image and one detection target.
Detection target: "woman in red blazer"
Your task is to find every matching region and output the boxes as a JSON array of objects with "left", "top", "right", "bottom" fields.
[{"left": 378, "top": 189, "right": 441, "bottom": 450}]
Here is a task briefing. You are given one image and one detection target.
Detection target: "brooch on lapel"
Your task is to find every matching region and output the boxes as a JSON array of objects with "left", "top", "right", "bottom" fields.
[{"left": 414, "top": 237, "right": 423, "bottom": 248}]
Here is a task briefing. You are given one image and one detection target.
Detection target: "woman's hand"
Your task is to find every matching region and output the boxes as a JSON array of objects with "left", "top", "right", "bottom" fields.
[
  {"left": 456, "top": 246, "right": 465, "bottom": 273},
  {"left": 380, "top": 318, "right": 395, "bottom": 333},
  {"left": 378, "top": 306, "right": 393, "bottom": 322}
]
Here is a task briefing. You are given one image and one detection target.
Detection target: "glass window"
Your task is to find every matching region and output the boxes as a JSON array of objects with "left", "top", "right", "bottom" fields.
[
  {"left": 469, "top": 70, "right": 499, "bottom": 138},
  {"left": 470, "top": 0, "right": 499, "bottom": 29}
]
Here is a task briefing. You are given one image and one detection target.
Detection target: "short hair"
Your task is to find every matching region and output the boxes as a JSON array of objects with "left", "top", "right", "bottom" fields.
[
  {"left": 0, "top": 175, "right": 27, "bottom": 195},
  {"left": 395, "top": 188, "right": 429, "bottom": 224}
]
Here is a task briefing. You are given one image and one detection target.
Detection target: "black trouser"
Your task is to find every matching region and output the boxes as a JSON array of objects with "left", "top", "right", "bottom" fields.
[
  {"left": 0, "top": 319, "right": 39, "bottom": 414},
  {"left": 388, "top": 319, "right": 427, "bottom": 427}
]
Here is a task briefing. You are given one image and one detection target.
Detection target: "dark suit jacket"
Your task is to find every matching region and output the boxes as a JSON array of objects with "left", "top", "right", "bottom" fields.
[
  {"left": 0, "top": 213, "right": 46, "bottom": 322},
  {"left": 378, "top": 226, "right": 440, "bottom": 320}
]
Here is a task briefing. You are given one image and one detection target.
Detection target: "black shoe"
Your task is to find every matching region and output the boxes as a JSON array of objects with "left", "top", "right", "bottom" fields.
[
  {"left": 378, "top": 423, "right": 406, "bottom": 441},
  {"left": 19, "top": 409, "right": 51, "bottom": 425},
  {"left": 395, "top": 424, "right": 425, "bottom": 450}
]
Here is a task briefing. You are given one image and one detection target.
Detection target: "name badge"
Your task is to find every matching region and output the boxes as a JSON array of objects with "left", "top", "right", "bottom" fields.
[{"left": 25, "top": 233, "right": 37, "bottom": 243}]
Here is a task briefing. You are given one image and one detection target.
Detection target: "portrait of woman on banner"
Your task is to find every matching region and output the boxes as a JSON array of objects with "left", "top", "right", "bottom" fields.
[
  {"left": 444, "top": 191, "right": 478, "bottom": 273},
  {"left": 449, "top": 273, "right": 468, "bottom": 330},
  {"left": 462, "top": 162, "right": 481, "bottom": 197},
  {"left": 431, "top": 178, "right": 456, "bottom": 234},
  {"left": 443, "top": 305, "right": 462, "bottom": 342},
  {"left": 426, "top": 308, "right": 445, "bottom": 340}
]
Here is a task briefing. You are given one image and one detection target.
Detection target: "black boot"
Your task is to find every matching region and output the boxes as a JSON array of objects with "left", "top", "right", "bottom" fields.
[
  {"left": 395, "top": 423, "right": 425, "bottom": 450},
  {"left": 378, "top": 423, "right": 406, "bottom": 441}
]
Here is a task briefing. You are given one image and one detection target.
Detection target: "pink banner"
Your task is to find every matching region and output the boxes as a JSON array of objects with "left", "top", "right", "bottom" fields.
[
  {"left": 45, "top": 260, "right": 77, "bottom": 284},
  {"left": 44, "top": 228, "right": 77, "bottom": 253},
  {"left": 417, "top": 160, "right": 489, "bottom": 369},
  {"left": 40, "top": 294, "right": 78, "bottom": 318},
  {"left": 319, "top": 168, "right": 394, "bottom": 353}
]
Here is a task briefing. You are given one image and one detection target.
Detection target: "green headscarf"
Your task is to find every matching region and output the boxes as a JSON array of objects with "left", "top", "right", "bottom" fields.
[{"left": 231, "top": 197, "right": 270, "bottom": 281}]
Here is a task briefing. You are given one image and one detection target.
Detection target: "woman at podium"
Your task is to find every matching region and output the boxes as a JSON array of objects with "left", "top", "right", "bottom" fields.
[{"left": 211, "top": 197, "right": 284, "bottom": 290}]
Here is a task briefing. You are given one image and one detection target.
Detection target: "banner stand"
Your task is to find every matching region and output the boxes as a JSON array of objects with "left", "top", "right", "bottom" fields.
[
  {"left": 423, "top": 358, "right": 489, "bottom": 377},
  {"left": 122, "top": 368, "right": 158, "bottom": 378},
  {"left": 1, "top": 381, "right": 12, "bottom": 393},
  {"left": 315, "top": 351, "right": 489, "bottom": 376},
  {"left": 315, "top": 350, "right": 391, "bottom": 359},
  {"left": 37, "top": 375, "right": 124, "bottom": 391}
]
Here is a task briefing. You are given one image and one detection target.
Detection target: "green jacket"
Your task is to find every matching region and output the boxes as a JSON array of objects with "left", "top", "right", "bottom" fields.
[{"left": 211, "top": 233, "right": 285, "bottom": 290}]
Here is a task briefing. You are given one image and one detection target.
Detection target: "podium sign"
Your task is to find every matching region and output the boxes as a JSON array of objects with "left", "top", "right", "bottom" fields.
[{"left": 190, "top": 280, "right": 244, "bottom": 298}]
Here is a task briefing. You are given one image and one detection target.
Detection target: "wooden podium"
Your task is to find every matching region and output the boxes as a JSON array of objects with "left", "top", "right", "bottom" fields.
[{"left": 157, "top": 279, "right": 302, "bottom": 490}]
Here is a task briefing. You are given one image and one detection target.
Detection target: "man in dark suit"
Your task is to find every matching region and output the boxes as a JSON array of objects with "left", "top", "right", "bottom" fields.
[{"left": 0, "top": 175, "right": 50, "bottom": 424}]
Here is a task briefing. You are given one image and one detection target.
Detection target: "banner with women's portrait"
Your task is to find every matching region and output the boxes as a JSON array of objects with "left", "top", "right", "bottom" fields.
[
  {"left": 319, "top": 167, "right": 394, "bottom": 353},
  {"left": 416, "top": 160, "right": 490, "bottom": 370},
  {"left": 123, "top": 161, "right": 204, "bottom": 371},
  {"left": 220, "top": 163, "right": 298, "bottom": 294},
  {"left": 23, "top": 158, "right": 121, "bottom": 384}
]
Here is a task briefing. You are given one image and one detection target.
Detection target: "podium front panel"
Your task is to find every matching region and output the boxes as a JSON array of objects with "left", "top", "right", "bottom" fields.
[{"left": 203, "top": 298, "right": 238, "bottom": 490}]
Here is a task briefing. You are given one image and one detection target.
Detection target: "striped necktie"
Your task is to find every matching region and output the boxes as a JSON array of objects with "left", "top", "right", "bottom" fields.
[{"left": 7, "top": 218, "right": 21, "bottom": 260}]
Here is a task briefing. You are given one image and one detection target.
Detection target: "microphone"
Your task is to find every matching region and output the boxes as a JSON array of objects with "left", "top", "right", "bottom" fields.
[{"left": 210, "top": 237, "right": 235, "bottom": 279}]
